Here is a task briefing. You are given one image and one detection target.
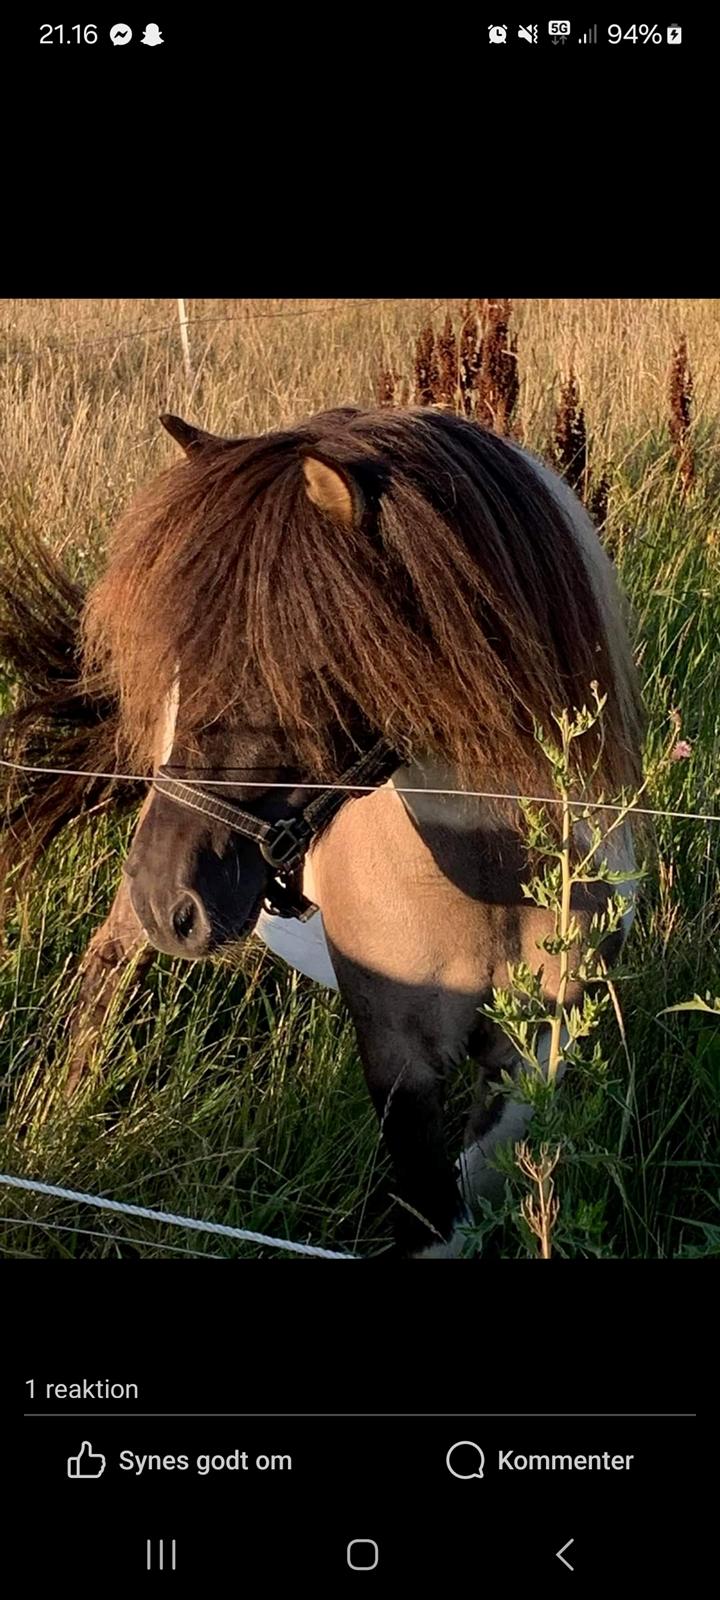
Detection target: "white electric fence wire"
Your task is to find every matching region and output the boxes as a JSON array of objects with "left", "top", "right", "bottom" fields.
[
  {"left": 1, "top": 756, "right": 718, "bottom": 824},
  {"left": 0, "top": 1174, "right": 356, "bottom": 1260}
]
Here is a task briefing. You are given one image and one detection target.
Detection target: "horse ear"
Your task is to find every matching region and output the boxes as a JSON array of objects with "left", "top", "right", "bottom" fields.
[
  {"left": 302, "top": 456, "right": 356, "bottom": 526},
  {"left": 160, "top": 414, "right": 224, "bottom": 457}
]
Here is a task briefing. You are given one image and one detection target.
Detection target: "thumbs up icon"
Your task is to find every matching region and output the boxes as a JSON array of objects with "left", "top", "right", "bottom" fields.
[{"left": 67, "top": 1441, "right": 106, "bottom": 1479}]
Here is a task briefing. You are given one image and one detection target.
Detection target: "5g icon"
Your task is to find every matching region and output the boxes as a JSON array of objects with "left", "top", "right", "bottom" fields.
[{"left": 549, "top": 20, "right": 571, "bottom": 36}]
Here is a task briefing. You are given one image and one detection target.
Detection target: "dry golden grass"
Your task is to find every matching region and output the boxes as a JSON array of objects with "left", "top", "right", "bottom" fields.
[{"left": 2, "top": 297, "right": 719, "bottom": 565}]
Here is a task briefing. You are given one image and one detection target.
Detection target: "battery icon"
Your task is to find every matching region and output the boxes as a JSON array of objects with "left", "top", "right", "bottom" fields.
[{"left": 667, "top": 25, "right": 682, "bottom": 43}]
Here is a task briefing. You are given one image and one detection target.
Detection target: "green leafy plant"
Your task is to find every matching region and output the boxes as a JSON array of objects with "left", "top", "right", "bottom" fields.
[
  {"left": 661, "top": 994, "right": 720, "bottom": 1017},
  {"left": 467, "top": 692, "right": 689, "bottom": 1259}
]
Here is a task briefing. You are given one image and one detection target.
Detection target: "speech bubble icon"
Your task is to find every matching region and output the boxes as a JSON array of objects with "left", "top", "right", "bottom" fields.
[{"left": 446, "top": 1441, "right": 485, "bottom": 1480}]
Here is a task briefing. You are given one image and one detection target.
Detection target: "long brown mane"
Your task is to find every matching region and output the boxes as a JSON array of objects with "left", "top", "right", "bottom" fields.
[{"left": 82, "top": 407, "right": 643, "bottom": 797}]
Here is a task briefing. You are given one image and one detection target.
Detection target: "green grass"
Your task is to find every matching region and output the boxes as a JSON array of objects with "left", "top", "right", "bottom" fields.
[
  {"left": 0, "top": 814, "right": 396, "bottom": 1258},
  {"left": 1, "top": 298, "right": 720, "bottom": 1257}
]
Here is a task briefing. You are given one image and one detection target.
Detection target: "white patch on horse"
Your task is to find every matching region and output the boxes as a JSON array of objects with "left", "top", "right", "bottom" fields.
[
  {"left": 252, "top": 840, "right": 341, "bottom": 988},
  {"left": 254, "top": 902, "right": 339, "bottom": 989},
  {"left": 157, "top": 673, "right": 180, "bottom": 767}
]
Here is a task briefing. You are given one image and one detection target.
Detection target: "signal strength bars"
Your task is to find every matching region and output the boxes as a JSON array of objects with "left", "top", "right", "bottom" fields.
[{"left": 578, "top": 24, "right": 598, "bottom": 44}]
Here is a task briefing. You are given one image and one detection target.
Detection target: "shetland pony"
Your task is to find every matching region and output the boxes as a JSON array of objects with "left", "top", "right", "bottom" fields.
[{"left": 0, "top": 407, "right": 643, "bottom": 1254}]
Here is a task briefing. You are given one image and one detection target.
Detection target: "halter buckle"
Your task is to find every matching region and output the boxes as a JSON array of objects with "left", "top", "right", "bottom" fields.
[
  {"left": 260, "top": 815, "right": 313, "bottom": 871},
  {"left": 263, "top": 877, "right": 318, "bottom": 921}
]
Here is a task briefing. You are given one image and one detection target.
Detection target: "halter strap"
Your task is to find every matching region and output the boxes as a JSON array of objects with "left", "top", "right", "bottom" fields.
[{"left": 153, "top": 738, "right": 400, "bottom": 919}]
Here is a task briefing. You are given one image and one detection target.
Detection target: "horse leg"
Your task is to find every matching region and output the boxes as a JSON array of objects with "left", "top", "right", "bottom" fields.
[
  {"left": 63, "top": 872, "right": 154, "bottom": 1096},
  {"left": 327, "top": 949, "right": 478, "bottom": 1257},
  {"left": 361, "top": 1031, "right": 472, "bottom": 1257}
]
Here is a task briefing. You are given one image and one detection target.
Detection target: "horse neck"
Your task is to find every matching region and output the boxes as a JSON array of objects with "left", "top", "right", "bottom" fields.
[
  {"left": 301, "top": 755, "right": 486, "bottom": 906},
  {"left": 302, "top": 752, "right": 637, "bottom": 921},
  {"left": 391, "top": 756, "right": 636, "bottom": 864}
]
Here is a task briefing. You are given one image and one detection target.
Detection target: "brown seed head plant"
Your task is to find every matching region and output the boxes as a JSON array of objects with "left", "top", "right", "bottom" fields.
[
  {"left": 472, "top": 298, "right": 519, "bottom": 435},
  {"left": 434, "top": 311, "right": 458, "bottom": 408},
  {"left": 413, "top": 300, "right": 519, "bottom": 436},
  {"left": 554, "top": 373, "right": 587, "bottom": 496},
  {"left": 459, "top": 299, "right": 483, "bottom": 414},
  {"left": 414, "top": 321, "right": 438, "bottom": 407},
  {"left": 668, "top": 336, "right": 695, "bottom": 495},
  {"left": 554, "top": 371, "right": 610, "bottom": 531},
  {"left": 375, "top": 365, "right": 398, "bottom": 409}
]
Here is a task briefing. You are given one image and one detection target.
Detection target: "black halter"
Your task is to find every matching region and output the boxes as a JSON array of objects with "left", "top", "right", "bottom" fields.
[{"left": 153, "top": 738, "right": 400, "bottom": 921}]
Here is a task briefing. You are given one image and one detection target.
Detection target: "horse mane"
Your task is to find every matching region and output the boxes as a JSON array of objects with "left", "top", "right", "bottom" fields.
[{"left": 82, "top": 406, "right": 644, "bottom": 799}]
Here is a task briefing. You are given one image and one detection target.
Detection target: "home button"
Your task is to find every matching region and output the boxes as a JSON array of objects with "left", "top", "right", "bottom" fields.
[{"left": 347, "top": 1539, "right": 379, "bottom": 1571}]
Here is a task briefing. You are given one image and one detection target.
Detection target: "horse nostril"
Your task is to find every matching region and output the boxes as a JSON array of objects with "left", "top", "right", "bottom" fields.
[{"left": 172, "top": 896, "right": 197, "bottom": 942}]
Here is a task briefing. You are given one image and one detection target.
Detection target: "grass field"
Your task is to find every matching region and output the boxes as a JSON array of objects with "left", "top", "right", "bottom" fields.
[{"left": 1, "top": 297, "right": 719, "bottom": 1259}]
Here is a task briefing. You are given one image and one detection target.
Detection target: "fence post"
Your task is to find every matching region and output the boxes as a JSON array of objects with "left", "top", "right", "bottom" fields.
[{"left": 176, "top": 299, "right": 193, "bottom": 381}]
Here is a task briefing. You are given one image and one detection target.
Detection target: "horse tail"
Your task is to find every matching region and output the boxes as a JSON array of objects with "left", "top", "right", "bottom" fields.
[{"left": 0, "top": 528, "right": 141, "bottom": 901}]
